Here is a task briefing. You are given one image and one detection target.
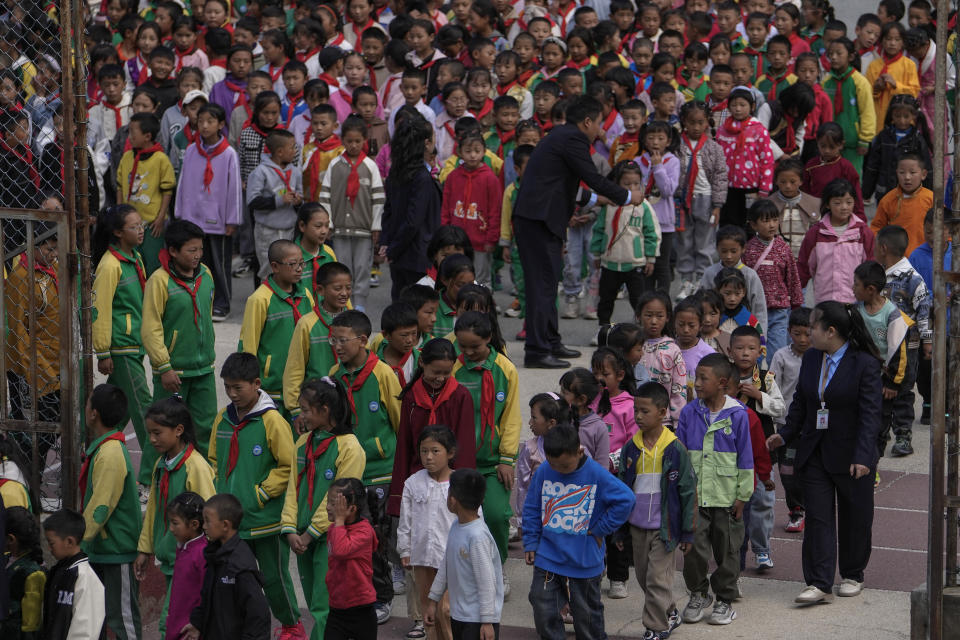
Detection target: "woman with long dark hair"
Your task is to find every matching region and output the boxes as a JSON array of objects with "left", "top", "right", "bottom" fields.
[
  {"left": 767, "top": 301, "right": 882, "bottom": 604},
  {"left": 379, "top": 116, "right": 441, "bottom": 300}
]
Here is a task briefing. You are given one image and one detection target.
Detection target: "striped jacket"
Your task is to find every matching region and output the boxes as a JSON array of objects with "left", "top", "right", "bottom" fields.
[{"left": 319, "top": 153, "right": 385, "bottom": 237}]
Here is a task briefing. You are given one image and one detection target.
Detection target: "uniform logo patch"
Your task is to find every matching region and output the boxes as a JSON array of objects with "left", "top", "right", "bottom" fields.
[
  {"left": 252, "top": 445, "right": 263, "bottom": 456},
  {"left": 668, "top": 470, "right": 679, "bottom": 481},
  {"left": 723, "top": 426, "right": 732, "bottom": 435},
  {"left": 496, "top": 391, "right": 506, "bottom": 402},
  {"left": 324, "top": 469, "right": 334, "bottom": 480},
  {"left": 369, "top": 401, "right": 379, "bottom": 412}
]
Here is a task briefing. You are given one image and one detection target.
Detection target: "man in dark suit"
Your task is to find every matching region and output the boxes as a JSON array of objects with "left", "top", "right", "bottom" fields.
[{"left": 514, "top": 96, "right": 644, "bottom": 368}]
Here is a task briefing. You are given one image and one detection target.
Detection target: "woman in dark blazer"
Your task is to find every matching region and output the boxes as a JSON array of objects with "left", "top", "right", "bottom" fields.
[
  {"left": 379, "top": 116, "right": 442, "bottom": 301},
  {"left": 767, "top": 301, "right": 883, "bottom": 604}
]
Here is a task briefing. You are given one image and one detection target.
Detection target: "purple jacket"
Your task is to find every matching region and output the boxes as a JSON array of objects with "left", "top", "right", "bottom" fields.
[
  {"left": 174, "top": 138, "right": 243, "bottom": 234},
  {"left": 208, "top": 75, "right": 246, "bottom": 133},
  {"left": 165, "top": 535, "right": 206, "bottom": 640},
  {"left": 638, "top": 151, "right": 680, "bottom": 232},
  {"left": 578, "top": 411, "right": 611, "bottom": 469}
]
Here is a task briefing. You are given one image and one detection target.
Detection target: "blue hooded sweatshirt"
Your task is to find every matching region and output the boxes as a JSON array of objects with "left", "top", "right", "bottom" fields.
[{"left": 521, "top": 454, "right": 635, "bottom": 578}]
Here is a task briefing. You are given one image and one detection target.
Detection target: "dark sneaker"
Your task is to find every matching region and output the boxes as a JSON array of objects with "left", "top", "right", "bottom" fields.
[
  {"left": 667, "top": 607, "right": 682, "bottom": 634},
  {"left": 786, "top": 509, "right": 805, "bottom": 533},
  {"left": 642, "top": 630, "right": 667, "bottom": 640},
  {"left": 212, "top": 310, "right": 228, "bottom": 322},
  {"left": 921, "top": 404, "right": 931, "bottom": 425},
  {"left": 374, "top": 602, "right": 391, "bottom": 624},
  {"left": 682, "top": 592, "right": 713, "bottom": 623},
  {"left": 890, "top": 436, "right": 914, "bottom": 457}
]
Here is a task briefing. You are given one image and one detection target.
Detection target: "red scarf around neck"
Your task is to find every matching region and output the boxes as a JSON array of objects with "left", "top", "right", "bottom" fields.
[
  {"left": 101, "top": 98, "right": 126, "bottom": 131},
  {"left": 157, "top": 444, "right": 194, "bottom": 522},
  {"left": 458, "top": 353, "right": 496, "bottom": 450},
  {"left": 343, "top": 151, "right": 367, "bottom": 205},
  {"left": 297, "top": 430, "right": 336, "bottom": 508},
  {"left": 722, "top": 117, "right": 749, "bottom": 154},
  {"left": 339, "top": 351, "right": 381, "bottom": 416},
  {"left": 681, "top": 133, "right": 707, "bottom": 211},
  {"left": 412, "top": 376, "right": 459, "bottom": 423},
  {"left": 263, "top": 277, "right": 307, "bottom": 324},
  {"left": 285, "top": 91, "right": 304, "bottom": 124},
  {"left": 496, "top": 80, "right": 519, "bottom": 96},
  {"left": 830, "top": 67, "right": 854, "bottom": 115},
  {"left": 159, "top": 249, "right": 202, "bottom": 326},
  {"left": 267, "top": 60, "right": 288, "bottom": 84},
  {"left": 879, "top": 51, "right": 903, "bottom": 76},
  {"left": 127, "top": 142, "right": 163, "bottom": 198},
  {"left": 195, "top": 137, "right": 230, "bottom": 192},
  {"left": 108, "top": 246, "right": 146, "bottom": 290},
  {"left": 224, "top": 78, "right": 248, "bottom": 111},
  {"left": 19, "top": 253, "right": 58, "bottom": 290},
  {"left": 226, "top": 415, "right": 253, "bottom": 478}
]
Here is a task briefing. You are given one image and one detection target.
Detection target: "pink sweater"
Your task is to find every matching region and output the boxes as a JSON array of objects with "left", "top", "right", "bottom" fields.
[
  {"left": 715, "top": 117, "right": 775, "bottom": 193},
  {"left": 640, "top": 337, "right": 688, "bottom": 426},
  {"left": 165, "top": 535, "right": 206, "bottom": 640}
]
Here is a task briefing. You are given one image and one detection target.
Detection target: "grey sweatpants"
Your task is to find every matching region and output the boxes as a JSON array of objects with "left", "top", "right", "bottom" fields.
[
  {"left": 332, "top": 234, "right": 373, "bottom": 310},
  {"left": 675, "top": 193, "right": 717, "bottom": 279},
  {"left": 254, "top": 222, "right": 294, "bottom": 279}
]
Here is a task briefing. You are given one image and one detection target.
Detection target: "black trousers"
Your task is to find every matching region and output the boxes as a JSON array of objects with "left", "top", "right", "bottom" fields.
[
  {"left": 917, "top": 352, "right": 931, "bottom": 411},
  {"left": 800, "top": 449, "right": 874, "bottom": 592},
  {"left": 389, "top": 265, "right": 422, "bottom": 302},
  {"left": 366, "top": 486, "right": 394, "bottom": 605},
  {"left": 597, "top": 267, "right": 645, "bottom": 326},
  {"left": 606, "top": 523, "right": 633, "bottom": 582},
  {"left": 778, "top": 446, "right": 804, "bottom": 512},
  {"left": 720, "top": 188, "right": 756, "bottom": 229},
  {"left": 452, "top": 620, "right": 500, "bottom": 639},
  {"left": 203, "top": 234, "right": 233, "bottom": 314},
  {"left": 645, "top": 231, "right": 674, "bottom": 294},
  {"left": 324, "top": 604, "right": 377, "bottom": 639},
  {"left": 515, "top": 217, "right": 563, "bottom": 359},
  {"left": 878, "top": 348, "right": 919, "bottom": 456}
]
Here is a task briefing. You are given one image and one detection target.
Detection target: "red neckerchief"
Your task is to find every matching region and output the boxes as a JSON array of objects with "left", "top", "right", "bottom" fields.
[
  {"left": 780, "top": 114, "right": 798, "bottom": 154},
  {"left": 350, "top": 17, "right": 376, "bottom": 42},
  {"left": 442, "top": 119, "right": 457, "bottom": 147},
  {"left": 108, "top": 246, "right": 146, "bottom": 289},
  {"left": 458, "top": 353, "right": 496, "bottom": 450},
  {"left": 858, "top": 45, "right": 876, "bottom": 58},
  {"left": 338, "top": 351, "right": 381, "bottom": 416},
  {"left": 338, "top": 87, "right": 354, "bottom": 105},
  {"left": 305, "top": 135, "right": 343, "bottom": 197},
  {"left": 312, "top": 302, "right": 339, "bottom": 363},
  {"left": 426, "top": 265, "right": 438, "bottom": 281},
  {"left": 613, "top": 131, "right": 640, "bottom": 163},
  {"left": 242, "top": 121, "right": 275, "bottom": 154},
  {"left": 19, "top": 253, "right": 58, "bottom": 291},
  {"left": 557, "top": 0, "right": 576, "bottom": 35},
  {"left": 741, "top": 46, "right": 765, "bottom": 79},
  {"left": 209, "top": 58, "right": 227, "bottom": 69},
  {"left": 100, "top": 98, "right": 126, "bottom": 131},
  {"left": 224, "top": 78, "right": 248, "bottom": 111},
  {"left": 270, "top": 166, "right": 295, "bottom": 195},
  {"left": 567, "top": 57, "right": 591, "bottom": 70},
  {"left": 601, "top": 108, "right": 618, "bottom": 133},
  {"left": 131, "top": 54, "right": 149, "bottom": 86},
  {"left": 495, "top": 127, "right": 516, "bottom": 158},
  {"left": 420, "top": 52, "right": 440, "bottom": 71},
  {"left": 517, "top": 68, "right": 535, "bottom": 85},
  {"left": 384, "top": 346, "right": 414, "bottom": 386},
  {"left": 297, "top": 47, "right": 321, "bottom": 63},
  {"left": 297, "top": 430, "right": 336, "bottom": 509},
  {"left": 708, "top": 96, "right": 729, "bottom": 113},
  {"left": 879, "top": 51, "right": 903, "bottom": 76},
  {"left": 318, "top": 73, "right": 340, "bottom": 89},
  {"left": 285, "top": 90, "right": 304, "bottom": 123},
  {"left": 412, "top": 375, "right": 459, "bottom": 423},
  {"left": 182, "top": 123, "right": 197, "bottom": 144},
  {"left": 534, "top": 113, "right": 553, "bottom": 132},
  {"left": 157, "top": 444, "right": 194, "bottom": 522},
  {"left": 0, "top": 139, "right": 40, "bottom": 189},
  {"left": 263, "top": 277, "right": 307, "bottom": 323},
  {"left": 618, "top": 30, "right": 636, "bottom": 54},
  {"left": 474, "top": 98, "right": 494, "bottom": 120},
  {"left": 267, "top": 59, "right": 288, "bottom": 84},
  {"left": 496, "top": 79, "right": 519, "bottom": 96},
  {"left": 765, "top": 70, "right": 790, "bottom": 102},
  {"left": 606, "top": 206, "right": 625, "bottom": 251},
  {"left": 367, "top": 65, "right": 379, "bottom": 90},
  {"left": 127, "top": 142, "right": 163, "bottom": 200},
  {"left": 175, "top": 45, "right": 197, "bottom": 72},
  {"left": 195, "top": 136, "right": 230, "bottom": 192},
  {"left": 159, "top": 249, "right": 202, "bottom": 326},
  {"left": 225, "top": 416, "right": 252, "bottom": 478},
  {"left": 639, "top": 154, "right": 658, "bottom": 195},
  {"left": 78, "top": 431, "right": 126, "bottom": 505},
  {"left": 328, "top": 33, "right": 347, "bottom": 48},
  {"left": 382, "top": 75, "right": 400, "bottom": 104},
  {"left": 682, "top": 133, "right": 706, "bottom": 211},
  {"left": 343, "top": 151, "right": 367, "bottom": 205},
  {"left": 723, "top": 117, "right": 748, "bottom": 154},
  {"left": 829, "top": 66, "right": 854, "bottom": 115}
]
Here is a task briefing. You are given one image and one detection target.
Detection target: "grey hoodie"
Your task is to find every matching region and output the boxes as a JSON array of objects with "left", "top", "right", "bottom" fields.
[{"left": 246, "top": 157, "right": 302, "bottom": 230}]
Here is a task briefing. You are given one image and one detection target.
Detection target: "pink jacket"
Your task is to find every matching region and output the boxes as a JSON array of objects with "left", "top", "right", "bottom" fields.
[
  {"left": 589, "top": 391, "right": 637, "bottom": 454},
  {"left": 797, "top": 217, "right": 876, "bottom": 304},
  {"left": 715, "top": 117, "right": 775, "bottom": 193}
]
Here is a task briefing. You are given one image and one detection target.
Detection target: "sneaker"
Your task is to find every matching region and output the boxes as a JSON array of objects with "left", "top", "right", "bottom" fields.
[
  {"left": 707, "top": 601, "right": 736, "bottom": 625},
  {"left": 276, "top": 621, "right": 307, "bottom": 640},
  {"left": 838, "top": 578, "right": 863, "bottom": 597},
  {"left": 40, "top": 496, "right": 62, "bottom": 513},
  {"left": 890, "top": 436, "right": 914, "bottom": 457},
  {"left": 509, "top": 523, "right": 520, "bottom": 541},
  {"left": 642, "top": 631, "right": 666, "bottom": 640},
  {"left": 676, "top": 279, "right": 697, "bottom": 301},
  {"left": 785, "top": 509, "right": 805, "bottom": 533},
  {"left": 138, "top": 484, "right": 151, "bottom": 509},
  {"left": 374, "top": 601, "right": 391, "bottom": 624},
  {"left": 617, "top": 285, "right": 626, "bottom": 299},
  {"left": 608, "top": 580, "right": 628, "bottom": 599},
  {"left": 561, "top": 295, "right": 580, "bottom": 319},
  {"left": 682, "top": 592, "right": 713, "bottom": 623},
  {"left": 212, "top": 310, "right": 227, "bottom": 322},
  {"left": 503, "top": 572, "right": 511, "bottom": 601},
  {"left": 515, "top": 328, "right": 526, "bottom": 341},
  {"left": 735, "top": 578, "right": 743, "bottom": 600},
  {"left": 232, "top": 257, "right": 254, "bottom": 277},
  {"left": 392, "top": 565, "right": 406, "bottom": 595},
  {"left": 369, "top": 274, "right": 380, "bottom": 288},
  {"left": 921, "top": 404, "right": 931, "bottom": 425},
  {"left": 875, "top": 471, "right": 881, "bottom": 488},
  {"left": 794, "top": 585, "right": 834, "bottom": 604},
  {"left": 582, "top": 308, "right": 598, "bottom": 320},
  {"left": 756, "top": 552, "right": 774, "bottom": 571},
  {"left": 405, "top": 621, "right": 426, "bottom": 639},
  {"left": 590, "top": 328, "right": 600, "bottom": 346},
  {"left": 667, "top": 607, "right": 682, "bottom": 634},
  {"left": 505, "top": 300, "right": 521, "bottom": 318}
]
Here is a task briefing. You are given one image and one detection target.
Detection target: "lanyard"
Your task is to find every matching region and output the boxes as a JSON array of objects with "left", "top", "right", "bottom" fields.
[{"left": 818, "top": 353, "right": 831, "bottom": 408}]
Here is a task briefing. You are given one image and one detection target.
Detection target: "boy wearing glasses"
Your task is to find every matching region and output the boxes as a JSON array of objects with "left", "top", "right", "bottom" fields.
[
  {"left": 239, "top": 239, "right": 315, "bottom": 418},
  {"left": 327, "top": 310, "right": 402, "bottom": 622}
]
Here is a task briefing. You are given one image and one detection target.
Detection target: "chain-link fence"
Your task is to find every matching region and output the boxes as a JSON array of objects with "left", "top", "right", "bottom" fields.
[{"left": 0, "top": 0, "right": 88, "bottom": 512}]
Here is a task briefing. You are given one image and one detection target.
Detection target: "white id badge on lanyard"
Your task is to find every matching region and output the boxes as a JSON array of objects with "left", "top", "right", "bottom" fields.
[
  {"left": 817, "top": 354, "right": 830, "bottom": 430},
  {"left": 816, "top": 406, "right": 829, "bottom": 430}
]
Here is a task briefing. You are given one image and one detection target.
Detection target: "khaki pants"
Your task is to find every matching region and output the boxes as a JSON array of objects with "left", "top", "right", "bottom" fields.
[
  {"left": 682, "top": 506, "right": 744, "bottom": 604},
  {"left": 630, "top": 527, "right": 677, "bottom": 633},
  {"left": 414, "top": 565, "right": 451, "bottom": 640}
]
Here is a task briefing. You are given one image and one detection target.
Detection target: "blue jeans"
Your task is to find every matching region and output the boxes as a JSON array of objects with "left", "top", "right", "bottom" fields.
[
  {"left": 746, "top": 484, "right": 775, "bottom": 555},
  {"left": 563, "top": 222, "right": 595, "bottom": 297},
  {"left": 765, "top": 308, "right": 790, "bottom": 362},
  {"left": 529, "top": 566, "right": 607, "bottom": 640}
]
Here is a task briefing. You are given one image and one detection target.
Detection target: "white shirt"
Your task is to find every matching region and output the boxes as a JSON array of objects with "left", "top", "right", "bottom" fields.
[{"left": 396, "top": 469, "right": 459, "bottom": 568}]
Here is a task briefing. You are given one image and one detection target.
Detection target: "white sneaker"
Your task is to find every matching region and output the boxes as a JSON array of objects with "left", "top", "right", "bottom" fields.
[
  {"left": 794, "top": 585, "right": 834, "bottom": 604},
  {"left": 837, "top": 579, "right": 863, "bottom": 597},
  {"left": 392, "top": 565, "right": 406, "bottom": 595},
  {"left": 608, "top": 580, "right": 628, "bottom": 599},
  {"left": 502, "top": 572, "right": 511, "bottom": 601},
  {"left": 582, "top": 308, "right": 598, "bottom": 320},
  {"left": 590, "top": 328, "right": 600, "bottom": 346},
  {"left": 561, "top": 295, "right": 580, "bottom": 319}
]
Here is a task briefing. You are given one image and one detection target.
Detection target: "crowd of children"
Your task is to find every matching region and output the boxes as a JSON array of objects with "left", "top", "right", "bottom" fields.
[{"left": 0, "top": 0, "right": 952, "bottom": 637}]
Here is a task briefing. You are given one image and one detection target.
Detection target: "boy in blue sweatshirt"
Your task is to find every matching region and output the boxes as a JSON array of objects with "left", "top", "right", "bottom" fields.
[
  {"left": 619, "top": 382, "right": 697, "bottom": 640},
  {"left": 676, "top": 353, "right": 754, "bottom": 627},
  {"left": 522, "top": 423, "right": 634, "bottom": 640}
]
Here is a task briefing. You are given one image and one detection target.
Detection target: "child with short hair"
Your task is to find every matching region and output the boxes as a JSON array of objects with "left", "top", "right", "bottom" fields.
[
  {"left": 141, "top": 220, "right": 218, "bottom": 459},
  {"left": 716, "top": 88, "right": 775, "bottom": 229},
  {"left": 247, "top": 129, "right": 304, "bottom": 280},
  {"left": 756, "top": 36, "right": 797, "bottom": 101},
  {"left": 117, "top": 111, "right": 176, "bottom": 274},
  {"left": 743, "top": 200, "right": 804, "bottom": 358},
  {"left": 373, "top": 302, "right": 421, "bottom": 386},
  {"left": 705, "top": 64, "right": 735, "bottom": 133},
  {"left": 42, "top": 510, "right": 106, "bottom": 640},
  {"left": 673, "top": 297, "right": 716, "bottom": 399},
  {"left": 715, "top": 269, "right": 765, "bottom": 347},
  {"left": 167, "top": 89, "right": 208, "bottom": 177},
  {"left": 610, "top": 99, "right": 646, "bottom": 165},
  {"left": 803, "top": 123, "right": 866, "bottom": 220},
  {"left": 302, "top": 104, "right": 343, "bottom": 202},
  {"left": 855, "top": 14, "right": 883, "bottom": 72},
  {"left": 874, "top": 225, "right": 931, "bottom": 457},
  {"left": 771, "top": 157, "right": 821, "bottom": 258},
  {"left": 618, "top": 381, "right": 697, "bottom": 640},
  {"left": 484, "top": 95, "right": 521, "bottom": 162},
  {"left": 280, "top": 60, "right": 309, "bottom": 126},
  {"left": 3, "top": 506, "right": 46, "bottom": 640},
  {"left": 426, "top": 468, "right": 504, "bottom": 638},
  {"left": 700, "top": 225, "right": 769, "bottom": 334},
  {"left": 228, "top": 72, "right": 273, "bottom": 147},
  {"left": 870, "top": 151, "right": 933, "bottom": 254},
  {"left": 207, "top": 352, "right": 303, "bottom": 638},
  {"left": 89, "top": 64, "right": 132, "bottom": 159},
  {"left": 80, "top": 383, "right": 143, "bottom": 640},
  {"left": 183, "top": 494, "right": 272, "bottom": 640},
  {"left": 295, "top": 203, "right": 337, "bottom": 293},
  {"left": 768, "top": 307, "right": 812, "bottom": 532},
  {"left": 862, "top": 94, "right": 933, "bottom": 204},
  {"left": 514, "top": 393, "right": 563, "bottom": 525},
  {"left": 164, "top": 492, "right": 207, "bottom": 640},
  {"left": 209, "top": 45, "right": 255, "bottom": 132},
  {"left": 677, "top": 354, "right": 753, "bottom": 626},
  {"left": 282, "top": 378, "right": 365, "bottom": 639},
  {"left": 522, "top": 424, "right": 635, "bottom": 638},
  {"left": 328, "top": 310, "right": 402, "bottom": 620},
  {"left": 637, "top": 121, "right": 680, "bottom": 292},
  {"left": 319, "top": 115, "right": 385, "bottom": 311}
]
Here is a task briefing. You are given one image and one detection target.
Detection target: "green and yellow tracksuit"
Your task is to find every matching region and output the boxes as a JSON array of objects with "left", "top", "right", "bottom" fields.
[
  {"left": 281, "top": 431, "right": 365, "bottom": 640},
  {"left": 431, "top": 294, "right": 457, "bottom": 340},
  {"left": 329, "top": 351, "right": 401, "bottom": 487},
  {"left": 141, "top": 255, "right": 217, "bottom": 459},
  {"left": 0, "top": 477, "right": 30, "bottom": 510},
  {"left": 239, "top": 277, "right": 315, "bottom": 412},
  {"left": 373, "top": 339, "right": 420, "bottom": 387},
  {"left": 298, "top": 239, "right": 337, "bottom": 295},
  {"left": 93, "top": 246, "right": 153, "bottom": 485},
  {"left": 1, "top": 553, "right": 45, "bottom": 640},
  {"left": 452, "top": 349, "right": 522, "bottom": 562},
  {"left": 822, "top": 66, "right": 877, "bottom": 174},
  {"left": 81, "top": 430, "right": 143, "bottom": 640},
  {"left": 283, "top": 304, "right": 340, "bottom": 416},
  {"left": 500, "top": 180, "right": 525, "bottom": 317},
  {"left": 209, "top": 391, "right": 300, "bottom": 626}
]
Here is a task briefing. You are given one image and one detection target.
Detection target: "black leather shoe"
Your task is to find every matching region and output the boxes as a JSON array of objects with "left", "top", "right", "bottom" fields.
[
  {"left": 552, "top": 345, "right": 581, "bottom": 359},
  {"left": 524, "top": 355, "right": 571, "bottom": 369}
]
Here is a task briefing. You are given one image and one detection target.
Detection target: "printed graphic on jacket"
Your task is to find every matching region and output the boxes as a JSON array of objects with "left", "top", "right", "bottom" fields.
[{"left": 541, "top": 480, "right": 596, "bottom": 535}]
